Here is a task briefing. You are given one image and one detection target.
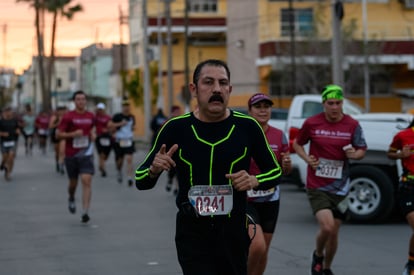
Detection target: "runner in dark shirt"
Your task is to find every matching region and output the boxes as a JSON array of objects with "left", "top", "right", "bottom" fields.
[
  {"left": 109, "top": 100, "right": 135, "bottom": 186},
  {"left": 135, "top": 59, "right": 282, "bottom": 275},
  {"left": 0, "top": 106, "right": 20, "bottom": 181}
]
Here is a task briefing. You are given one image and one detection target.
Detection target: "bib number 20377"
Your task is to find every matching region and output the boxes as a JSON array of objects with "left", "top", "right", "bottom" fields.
[{"left": 188, "top": 185, "right": 233, "bottom": 216}]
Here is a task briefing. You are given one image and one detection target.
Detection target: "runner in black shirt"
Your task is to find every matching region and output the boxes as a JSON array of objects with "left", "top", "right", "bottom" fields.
[
  {"left": 0, "top": 106, "right": 20, "bottom": 181},
  {"left": 135, "top": 59, "right": 282, "bottom": 275}
]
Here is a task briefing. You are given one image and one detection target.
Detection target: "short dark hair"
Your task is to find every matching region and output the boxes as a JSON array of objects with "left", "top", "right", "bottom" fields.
[
  {"left": 72, "top": 90, "right": 86, "bottom": 101},
  {"left": 192, "top": 59, "right": 230, "bottom": 85}
]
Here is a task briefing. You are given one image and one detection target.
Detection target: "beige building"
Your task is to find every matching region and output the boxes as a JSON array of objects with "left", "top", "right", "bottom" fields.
[
  {"left": 227, "top": 0, "right": 414, "bottom": 112},
  {"left": 21, "top": 56, "right": 77, "bottom": 113},
  {"left": 128, "top": 0, "right": 414, "bottom": 139},
  {"left": 128, "top": 0, "right": 227, "bottom": 139}
]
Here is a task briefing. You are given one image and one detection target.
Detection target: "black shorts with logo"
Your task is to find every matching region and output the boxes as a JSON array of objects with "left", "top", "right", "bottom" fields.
[
  {"left": 398, "top": 179, "right": 414, "bottom": 217},
  {"left": 114, "top": 140, "right": 135, "bottom": 159},
  {"left": 95, "top": 135, "right": 113, "bottom": 157},
  {"left": 246, "top": 200, "right": 280, "bottom": 234}
]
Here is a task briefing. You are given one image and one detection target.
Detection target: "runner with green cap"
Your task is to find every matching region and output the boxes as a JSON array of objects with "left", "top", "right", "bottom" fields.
[{"left": 321, "top": 84, "right": 344, "bottom": 102}]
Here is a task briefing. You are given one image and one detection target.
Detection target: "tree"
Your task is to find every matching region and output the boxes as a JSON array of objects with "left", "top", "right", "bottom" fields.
[
  {"left": 17, "top": 0, "right": 47, "bottom": 111},
  {"left": 45, "top": 0, "right": 82, "bottom": 110},
  {"left": 17, "top": 0, "right": 82, "bottom": 112}
]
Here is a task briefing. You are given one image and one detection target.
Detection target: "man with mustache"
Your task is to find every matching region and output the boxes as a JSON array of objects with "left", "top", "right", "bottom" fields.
[{"left": 135, "top": 59, "right": 282, "bottom": 275}]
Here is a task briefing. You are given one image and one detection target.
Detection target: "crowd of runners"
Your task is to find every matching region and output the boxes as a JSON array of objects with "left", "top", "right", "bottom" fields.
[{"left": 1, "top": 58, "right": 414, "bottom": 275}]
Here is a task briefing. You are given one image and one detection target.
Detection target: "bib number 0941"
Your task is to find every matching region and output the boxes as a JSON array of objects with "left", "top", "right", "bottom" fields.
[
  {"left": 188, "top": 185, "right": 233, "bottom": 216},
  {"left": 195, "top": 196, "right": 225, "bottom": 214}
]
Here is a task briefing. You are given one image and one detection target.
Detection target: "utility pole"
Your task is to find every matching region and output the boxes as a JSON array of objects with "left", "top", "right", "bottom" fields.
[
  {"left": 143, "top": 0, "right": 151, "bottom": 142},
  {"left": 331, "top": 0, "right": 344, "bottom": 89},
  {"left": 119, "top": 5, "right": 128, "bottom": 98},
  {"left": 183, "top": 0, "right": 190, "bottom": 111},
  {"left": 156, "top": 0, "right": 163, "bottom": 108},
  {"left": 362, "top": 0, "right": 370, "bottom": 112},
  {"left": 164, "top": 0, "right": 174, "bottom": 115},
  {"left": 2, "top": 24, "right": 6, "bottom": 67},
  {"left": 288, "top": 0, "right": 297, "bottom": 95}
]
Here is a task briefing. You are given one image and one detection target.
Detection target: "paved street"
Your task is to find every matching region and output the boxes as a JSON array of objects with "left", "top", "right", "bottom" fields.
[{"left": 0, "top": 141, "right": 410, "bottom": 275}]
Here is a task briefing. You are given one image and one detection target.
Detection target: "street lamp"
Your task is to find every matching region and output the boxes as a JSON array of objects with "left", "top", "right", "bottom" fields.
[{"left": 0, "top": 72, "right": 5, "bottom": 106}]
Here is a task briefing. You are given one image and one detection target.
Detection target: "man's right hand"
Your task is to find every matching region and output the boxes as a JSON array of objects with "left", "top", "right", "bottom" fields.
[{"left": 150, "top": 144, "right": 178, "bottom": 174}]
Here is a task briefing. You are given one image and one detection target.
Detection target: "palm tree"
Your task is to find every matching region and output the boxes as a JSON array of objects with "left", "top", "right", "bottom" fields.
[
  {"left": 17, "top": 0, "right": 82, "bottom": 112},
  {"left": 45, "top": 0, "right": 82, "bottom": 110},
  {"left": 17, "top": 0, "right": 47, "bottom": 112}
]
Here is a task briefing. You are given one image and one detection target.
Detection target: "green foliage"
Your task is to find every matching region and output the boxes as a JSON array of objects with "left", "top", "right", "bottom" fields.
[
  {"left": 123, "top": 69, "right": 143, "bottom": 107},
  {"left": 44, "top": 0, "right": 83, "bottom": 19},
  {"left": 121, "top": 62, "right": 160, "bottom": 108},
  {"left": 149, "top": 61, "right": 159, "bottom": 106}
]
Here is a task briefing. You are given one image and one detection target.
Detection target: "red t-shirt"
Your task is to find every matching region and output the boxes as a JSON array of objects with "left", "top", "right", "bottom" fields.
[
  {"left": 95, "top": 113, "right": 111, "bottom": 136},
  {"left": 389, "top": 127, "right": 414, "bottom": 174},
  {"left": 35, "top": 114, "right": 50, "bottom": 134},
  {"left": 248, "top": 125, "right": 288, "bottom": 202},
  {"left": 58, "top": 110, "right": 95, "bottom": 157},
  {"left": 249, "top": 126, "right": 288, "bottom": 175},
  {"left": 295, "top": 113, "right": 367, "bottom": 194}
]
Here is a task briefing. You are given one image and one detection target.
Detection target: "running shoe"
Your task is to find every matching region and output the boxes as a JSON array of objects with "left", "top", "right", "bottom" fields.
[
  {"left": 100, "top": 168, "right": 107, "bottom": 177},
  {"left": 311, "top": 251, "right": 324, "bottom": 275},
  {"left": 68, "top": 198, "right": 76, "bottom": 214},
  {"left": 117, "top": 170, "right": 123, "bottom": 183},
  {"left": 59, "top": 164, "right": 65, "bottom": 175},
  {"left": 128, "top": 179, "right": 133, "bottom": 187},
  {"left": 81, "top": 214, "right": 90, "bottom": 223},
  {"left": 323, "top": 269, "right": 334, "bottom": 275},
  {"left": 403, "top": 262, "right": 414, "bottom": 275}
]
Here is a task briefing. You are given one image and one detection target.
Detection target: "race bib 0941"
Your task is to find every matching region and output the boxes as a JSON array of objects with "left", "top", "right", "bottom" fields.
[{"left": 188, "top": 185, "right": 233, "bottom": 216}]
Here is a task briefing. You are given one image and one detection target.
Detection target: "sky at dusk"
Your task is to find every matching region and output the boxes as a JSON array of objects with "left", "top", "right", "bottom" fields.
[{"left": 0, "top": 0, "right": 129, "bottom": 74}]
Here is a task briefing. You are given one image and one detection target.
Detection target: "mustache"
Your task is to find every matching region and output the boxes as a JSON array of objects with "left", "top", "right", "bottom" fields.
[{"left": 208, "top": 94, "right": 224, "bottom": 103}]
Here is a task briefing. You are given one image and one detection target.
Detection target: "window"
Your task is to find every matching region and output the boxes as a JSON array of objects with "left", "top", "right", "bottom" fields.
[
  {"left": 281, "top": 8, "right": 313, "bottom": 37},
  {"left": 302, "top": 101, "right": 323, "bottom": 118},
  {"left": 69, "top": 68, "right": 76, "bottom": 82},
  {"left": 189, "top": 0, "right": 217, "bottom": 13}
]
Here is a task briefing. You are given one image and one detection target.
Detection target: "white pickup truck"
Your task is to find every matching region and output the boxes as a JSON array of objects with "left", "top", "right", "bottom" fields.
[{"left": 269, "top": 94, "right": 413, "bottom": 223}]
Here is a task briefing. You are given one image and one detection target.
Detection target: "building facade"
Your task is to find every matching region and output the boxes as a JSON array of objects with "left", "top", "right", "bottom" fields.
[
  {"left": 128, "top": 0, "right": 227, "bottom": 139},
  {"left": 227, "top": 0, "right": 414, "bottom": 112}
]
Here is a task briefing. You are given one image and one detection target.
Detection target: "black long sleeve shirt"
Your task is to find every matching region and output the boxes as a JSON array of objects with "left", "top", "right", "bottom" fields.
[{"left": 135, "top": 110, "right": 282, "bottom": 219}]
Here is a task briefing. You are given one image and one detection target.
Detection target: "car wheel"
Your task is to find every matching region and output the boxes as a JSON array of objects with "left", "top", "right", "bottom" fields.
[{"left": 347, "top": 165, "right": 394, "bottom": 223}]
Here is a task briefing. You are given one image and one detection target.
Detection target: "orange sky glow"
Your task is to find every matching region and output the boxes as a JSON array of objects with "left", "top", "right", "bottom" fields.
[{"left": 0, "top": 0, "right": 129, "bottom": 74}]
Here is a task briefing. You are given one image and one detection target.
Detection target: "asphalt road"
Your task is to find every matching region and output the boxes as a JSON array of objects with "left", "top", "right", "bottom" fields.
[{"left": 0, "top": 141, "right": 409, "bottom": 275}]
